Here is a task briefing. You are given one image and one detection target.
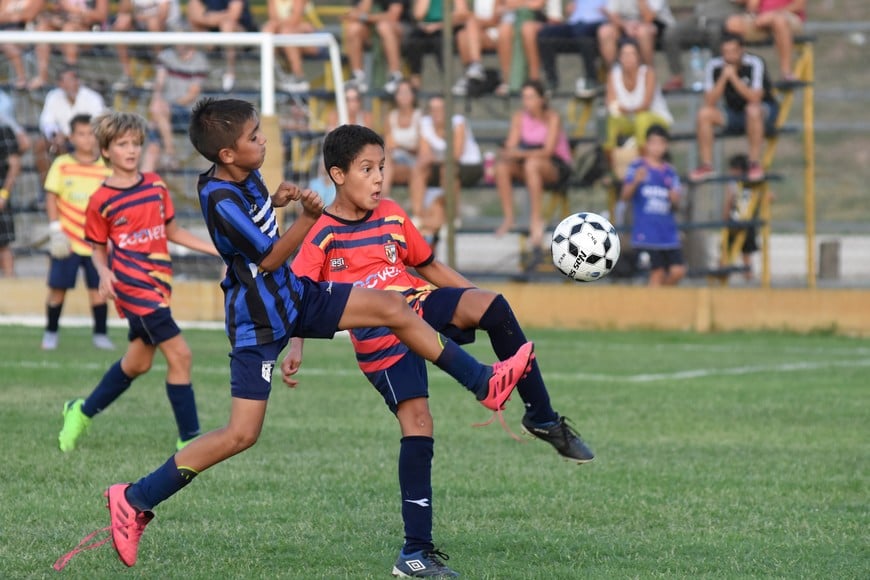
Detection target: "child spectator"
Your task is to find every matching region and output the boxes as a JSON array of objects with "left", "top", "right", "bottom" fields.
[
  {"left": 111, "top": 0, "right": 183, "bottom": 90},
  {"left": 261, "top": 0, "right": 318, "bottom": 93},
  {"left": 0, "top": 97, "right": 28, "bottom": 277},
  {"left": 382, "top": 79, "right": 421, "bottom": 198},
  {"left": 722, "top": 153, "right": 761, "bottom": 280},
  {"left": 29, "top": 0, "right": 110, "bottom": 90},
  {"left": 141, "top": 42, "right": 210, "bottom": 172},
  {"left": 493, "top": 80, "right": 572, "bottom": 266},
  {"left": 41, "top": 114, "right": 114, "bottom": 351},
  {"left": 343, "top": 0, "right": 410, "bottom": 94},
  {"left": 689, "top": 33, "right": 778, "bottom": 183},
  {"left": 53, "top": 98, "right": 535, "bottom": 571},
  {"left": 187, "top": 0, "right": 259, "bottom": 92},
  {"left": 620, "top": 124, "right": 685, "bottom": 286},
  {"left": 604, "top": 39, "right": 672, "bottom": 157},
  {"left": 726, "top": 0, "right": 806, "bottom": 81},
  {"left": 285, "top": 123, "right": 594, "bottom": 578},
  {"left": 57, "top": 111, "right": 218, "bottom": 453},
  {"left": 0, "top": 0, "right": 44, "bottom": 90},
  {"left": 599, "top": 0, "right": 675, "bottom": 68}
]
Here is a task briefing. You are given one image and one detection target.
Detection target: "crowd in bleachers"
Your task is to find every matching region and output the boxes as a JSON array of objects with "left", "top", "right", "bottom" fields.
[{"left": 0, "top": 0, "right": 809, "bottom": 282}]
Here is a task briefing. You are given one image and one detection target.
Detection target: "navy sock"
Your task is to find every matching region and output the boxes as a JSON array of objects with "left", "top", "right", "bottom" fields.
[
  {"left": 399, "top": 436, "right": 434, "bottom": 554},
  {"left": 432, "top": 337, "right": 490, "bottom": 399},
  {"left": 46, "top": 303, "right": 62, "bottom": 333},
  {"left": 125, "top": 456, "right": 198, "bottom": 511},
  {"left": 479, "top": 295, "right": 557, "bottom": 424},
  {"left": 81, "top": 360, "right": 133, "bottom": 418},
  {"left": 92, "top": 304, "right": 108, "bottom": 335},
  {"left": 166, "top": 383, "right": 200, "bottom": 442}
]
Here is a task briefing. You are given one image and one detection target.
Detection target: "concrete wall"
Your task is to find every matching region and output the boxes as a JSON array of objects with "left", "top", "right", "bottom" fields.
[{"left": 3, "top": 279, "right": 870, "bottom": 336}]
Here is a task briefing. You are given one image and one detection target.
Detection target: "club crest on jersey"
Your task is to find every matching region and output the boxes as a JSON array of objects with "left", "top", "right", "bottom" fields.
[
  {"left": 384, "top": 242, "right": 397, "bottom": 264},
  {"left": 330, "top": 257, "right": 347, "bottom": 271},
  {"left": 261, "top": 360, "right": 275, "bottom": 382}
]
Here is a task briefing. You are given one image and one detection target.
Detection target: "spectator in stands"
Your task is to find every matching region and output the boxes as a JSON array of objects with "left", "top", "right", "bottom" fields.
[
  {"left": 0, "top": 91, "right": 29, "bottom": 277},
  {"left": 725, "top": 0, "right": 806, "bottom": 81},
  {"left": 326, "top": 85, "right": 375, "bottom": 130},
  {"left": 599, "top": 0, "right": 675, "bottom": 68},
  {"left": 519, "top": 0, "right": 563, "bottom": 87},
  {"left": 493, "top": 80, "right": 572, "bottom": 264},
  {"left": 532, "top": 0, "right": 607, "bottom": 97},
  {"left": 35, "top": 66, "right": 106, "bottom": 188},
  {"left": 141, "top": 42, "right": 210, "bottom": 172},
  {"left": 463, "top": 0, "right": 514, "bottom": 97},
  {"left": 689, "top": 33, "right": 778, "bottom": 183},
  {"left": 0, "top": 0, "right": 44, "bottom": 90},
  {"left": 405, "top": 0, "right": 487, "bottom": 95},
  {"left": 604, "top": 39, "right": 672, "bottom": 159},
  {"left": 408, "top": 95, "right": 482, "bottom": 245},
  {"left": 111, "top": 0, "right": 183, "bottom": 90},
  {"left": 262, "top": 0, "right": 320, "bottom": 93},
  {"left": 660, "top": 0, "right": 740, "bottom": 91},
  {"left": 383, "top": 79, "right": 422, "bottom": 199},
  {"left": 343, "top": 0, "right": 410, "bottom": 94},
  {"left": 187, "top": 0, "right": 259, "bottom": 92},
  {"left": 620, "top": 124, "right": 685, "bottom": 286},
  {"left": 28, "top": 0, "right": 110, "bottom": 90}
]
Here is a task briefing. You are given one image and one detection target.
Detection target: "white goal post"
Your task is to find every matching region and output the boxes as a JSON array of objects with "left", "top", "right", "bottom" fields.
[{"left": 1, "top": 30, "right": 348, "bottom": 123}]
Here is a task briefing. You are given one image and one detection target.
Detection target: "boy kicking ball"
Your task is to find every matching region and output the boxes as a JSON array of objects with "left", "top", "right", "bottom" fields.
[{"left": 55, "top": 99, "right": 535, "bottom": 571}]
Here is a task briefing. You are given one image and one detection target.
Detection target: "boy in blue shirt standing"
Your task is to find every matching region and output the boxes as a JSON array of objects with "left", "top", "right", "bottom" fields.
[{"left": 621, "top": 125, "right": 686, "bottom": 286}]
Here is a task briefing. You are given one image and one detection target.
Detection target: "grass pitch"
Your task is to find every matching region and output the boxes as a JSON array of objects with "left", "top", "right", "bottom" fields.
[{"left": 0, "top": 324, "right": 867, "bottom": 579}]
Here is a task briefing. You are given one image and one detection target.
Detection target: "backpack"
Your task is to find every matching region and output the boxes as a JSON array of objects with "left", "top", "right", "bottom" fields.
[
  {"left": 466, "top": 68, "right": 502, "bottom": 98},
  {"left": 573, "top": 144, "right": 609, "bottom": 187}
]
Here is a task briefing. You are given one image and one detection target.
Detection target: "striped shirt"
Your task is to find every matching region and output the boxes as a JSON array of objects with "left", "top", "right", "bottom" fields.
[
  {"left": 198, "top": 167, "right": 305, "bottom": 348},
  {"left": 85, "top": 173, "right": 175, "bottom": 318},
  {"left": 292, "top": 198, "right": 434, "bottom": 373},
  {"left": 44, "top": 154, "right": 112, "bottom": 256}
]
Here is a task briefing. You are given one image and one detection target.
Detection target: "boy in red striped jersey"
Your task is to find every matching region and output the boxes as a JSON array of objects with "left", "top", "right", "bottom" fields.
[{"left": 57, "top": 111, "right": 219, "bottom": 453}]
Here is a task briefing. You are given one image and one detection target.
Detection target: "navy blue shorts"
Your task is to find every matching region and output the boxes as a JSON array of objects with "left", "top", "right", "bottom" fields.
[
  {"left": 229, "top": 336, "right": 289, "bottom": 401},
  {"left": 47, "top": 253, "right": 100, "bottom": 290},
  {"left": 724, "top": 101, "right": 780, "bottom": 136},
  {"left": 126, "top": 307, "right": 182, "bottom": 346},
  {"left": 419, "top": 287, "right": 475, "bottom": 345},
  {"left": 291, "top": 277, "right": 353, "bottom": 339},
  {"left": 646, "top": 248, "right": 685, "bottom": 271}
]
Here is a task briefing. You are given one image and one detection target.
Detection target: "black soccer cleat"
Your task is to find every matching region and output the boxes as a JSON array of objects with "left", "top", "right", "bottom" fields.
[{"left": 521, "top": 415, "right": 595, "bottom": 464}]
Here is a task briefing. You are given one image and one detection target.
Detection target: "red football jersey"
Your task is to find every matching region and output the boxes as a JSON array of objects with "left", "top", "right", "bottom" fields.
[
  {"left": 85, "top": 173, "right": 176, "bottom": 318},
  {"left": 292, "top": 199, "right": 435, "bottom": 373}
]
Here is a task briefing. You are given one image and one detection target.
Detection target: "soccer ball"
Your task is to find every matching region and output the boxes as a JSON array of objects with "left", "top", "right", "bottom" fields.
[{"left": 551, "top": 212, "right": 620, "bottom": 282}]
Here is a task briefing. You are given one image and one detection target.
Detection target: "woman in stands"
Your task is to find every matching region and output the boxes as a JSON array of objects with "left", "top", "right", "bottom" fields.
[
  {"left": 493, "top": 79, "right": 572, "bottom": 268},
  {"left": 382, "top": 80, "right": 422, "bottom": 200}
]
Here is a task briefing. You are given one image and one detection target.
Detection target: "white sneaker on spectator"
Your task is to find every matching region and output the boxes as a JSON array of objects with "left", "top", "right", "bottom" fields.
[
  {"left": 222, "top": 73, "right": 235, "bottom": 92},
  {"left": 111, "top": 75, "right": 132, "bottom": 91},
  {"left": 280, "top": 75, "right": 310, "bottom": 93},
  {"left": 465, "top": 62, "right": 486, "bottom": 81},
  {"left": 42, "top": 331, "right": 58, "bottom": 351},
  {"left": 383, "top": 72, "right": 403, "bottom": 94},
  {"left": 575, "top": 78, "right": 601, "bottom": 99},
  {"left": 452, "top": 77, "right": 469, "bottom": 96},
  {"left": 348, "top": 70, "right": 368, "bottom": 93},
  {"left": 92, "top": 334, "right": 115, "bottom": 351}
]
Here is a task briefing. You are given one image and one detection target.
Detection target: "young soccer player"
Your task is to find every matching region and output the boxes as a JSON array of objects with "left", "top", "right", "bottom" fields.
[
  {"left": 42, "top": 114, "right": 114, "bottom": 351},
  {"left": 54, "top": 98, "right": 534, "bottom": 571},
  {"left": 57, "top": 112, "right": 218, "bottom": 453},
  {"left": 620, "top": 124, "right": 686, "bottom": 286},
  {"left": 283, "top": 124, "right": 595, "bottom": 578}
]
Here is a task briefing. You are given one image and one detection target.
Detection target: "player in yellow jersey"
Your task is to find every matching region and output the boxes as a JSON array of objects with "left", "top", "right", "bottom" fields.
[{"left": 42, "top": 114, "right": 115, "bottom": 351}]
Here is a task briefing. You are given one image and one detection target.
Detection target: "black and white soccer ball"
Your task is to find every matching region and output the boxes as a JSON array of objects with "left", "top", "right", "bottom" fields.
[{"left": 551, "top": 212, "right": 620, "bottom": 282}]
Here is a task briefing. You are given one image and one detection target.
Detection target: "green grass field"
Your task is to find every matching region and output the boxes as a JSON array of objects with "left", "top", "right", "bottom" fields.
[{"left": 0, "top": 324, "right": 867, "bottom": 579}]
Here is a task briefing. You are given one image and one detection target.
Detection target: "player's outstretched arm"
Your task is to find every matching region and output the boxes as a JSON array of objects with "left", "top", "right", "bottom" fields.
[
  {"left": 270, "top": 181, "right": 303, "bottom": 208},
  {"left": 166, "top": 220, "right": 220, "bottom": 256},
  {"left": 261, "top": 189, "right": 324, "bottom": 271},
  {"left": 91, "top": 243, "right": 118, "bottom": 301},
  {"left": 415, "top": 260, "right": 475, "bottom": 290},
  {"left": 280, "top": 338, "right": 305, "bottom": 388}
]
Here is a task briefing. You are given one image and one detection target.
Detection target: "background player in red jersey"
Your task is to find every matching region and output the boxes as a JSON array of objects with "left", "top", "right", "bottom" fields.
[
  {"left": 58, "top": 111, "right": 218, "bottom": 453},
  {"left": 283, "top": 124, "right": 595, "bottom": 578}
]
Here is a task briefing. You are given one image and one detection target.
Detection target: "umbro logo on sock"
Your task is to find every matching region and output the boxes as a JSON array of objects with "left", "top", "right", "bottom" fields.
[{"left": 404, "top": 498, "right": 430, "bottom": 508}]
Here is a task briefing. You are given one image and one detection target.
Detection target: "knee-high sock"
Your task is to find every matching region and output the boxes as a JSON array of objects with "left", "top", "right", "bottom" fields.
[
  {"left": 81, "top": 360, "right": 133, "bottom": 417},
  {"left": 92, "top": 303, "right": 108, "bottom": 335},
  {"left": 433, "top": 337, "right": 490, "bottom": 399},
  {"left": 46, "top": 303, "right": 62, "bottom": 333},
  {"left": 166, "top": 382, "right": 200, "bottom": 442},
  {"left": 125, "top": 456, "right": 198, "bottom": 511},
  {"left": 399, "top": 436, "right": 435, "bottom": 554}
]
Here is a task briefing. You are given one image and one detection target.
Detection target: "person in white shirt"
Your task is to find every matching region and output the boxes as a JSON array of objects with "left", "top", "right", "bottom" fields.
[{"left": 35, "top": 66, "right": 106, "bottom": 186}]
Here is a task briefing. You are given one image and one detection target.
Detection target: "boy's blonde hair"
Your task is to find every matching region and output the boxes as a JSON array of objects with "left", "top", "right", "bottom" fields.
[{"left": 92, "top": 111, "right": 147, "bottom": 163}]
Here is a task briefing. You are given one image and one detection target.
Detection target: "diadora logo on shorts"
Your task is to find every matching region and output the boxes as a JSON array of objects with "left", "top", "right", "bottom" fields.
[
  {"left": 384, "top": 242, "right": 397, "bottom": 264},
  {"left": 261, "top": 360, "right": 275, "bottom": 382},
  {"left": 330, "top": 257, "right": 347, "bottom": 271}
]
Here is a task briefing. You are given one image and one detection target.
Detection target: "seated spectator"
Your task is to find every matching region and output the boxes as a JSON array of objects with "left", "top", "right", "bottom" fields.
[
  {"left": 187, "top": 0, "right": 259, "bottom": 92},
  {"left": 0, "top": 0, "right": 44, "bottom": 90},
  {"left": 519, "top": 0, "right": 563, "bottom": 86},
  {"left": 620, "top": 124, "right": 685, "bottom": 286},
  {"left": 0, "top": 90, "right": 29, "bottom": 277},
  {"left": 689, "top": 33, "right": 778, "bottom": 183},
  {"left": 141, "top": 42, "right": 209, "bottom": 172},
  {"left": 661, "top": 0, "right": 740, "bottom": 91},
  {"left": 493, "top": 80, "right": 572, "bottom": 260},
  {"left": 326, "top": 85, "right": 375, "bottom": 130},
  {"left": 462, "top": 0, "right": 513, "bottom": 96},
  {"left": 408, "top": 95, "right": 482, "bottom": 242},
  {"left": 111, "top": 0, "right": 183, "bottom": 90},
  {"left": 405, "top": 0, "right": 487, "bottom": 95},
  {"left": 262, "top": 0, "right": 319, "bottom": 93},
  {"left": 29, "top": 0, "right": 110, "bottom": 90},
  {"left": 725, "top": 0, "right": 806, "bottom": 80},
  {"left": 721, "top": 153, "right": 762, "bottom": 281},
  {"left": 604, "top": 39, "right": 672, "bottom": 158},
  {"left": 382, "top": 79, "right": 422, "bottom": 198},
  {"left": 343, "top": 0, "right": 410, "bottom": 94},
  {"left": 532, "top": 0, "right": 607, "bottom": 97},
  {"left": 35, "top": 66, "right": 106, "bottom": 188},
  {"left": 599, "top": 0, "right": 675, "bottom": 68}
]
